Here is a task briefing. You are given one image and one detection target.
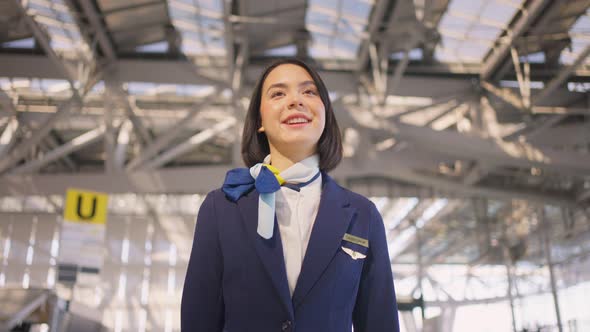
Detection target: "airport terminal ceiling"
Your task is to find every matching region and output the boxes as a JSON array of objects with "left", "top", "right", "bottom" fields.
[{"left": 0, "top": 0, "right": 590, "bottom": 330}]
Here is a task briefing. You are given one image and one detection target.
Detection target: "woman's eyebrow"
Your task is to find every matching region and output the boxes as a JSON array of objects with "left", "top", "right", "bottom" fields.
[
  {"left": 266, "top": 80, "right": 316, "bottom": 93},
  {"left": 266, "top": 82, "right": 287, "bottom": 93},
  {"left": 299, "top": 80, "right": 316, "bottom": 87}
]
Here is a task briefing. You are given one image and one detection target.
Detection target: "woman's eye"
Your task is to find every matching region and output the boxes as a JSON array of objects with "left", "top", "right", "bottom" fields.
[
  {"left": 270, "top": 91, "right": 284, "bottom": 98},
  {"left": 304, "top": 89, "right": 317, "bottom": 95}
]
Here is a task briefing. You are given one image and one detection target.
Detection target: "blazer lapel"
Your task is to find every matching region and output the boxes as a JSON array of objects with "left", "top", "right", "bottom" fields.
[
  {"left": 292, "top": 174, "right": 357, "bottom": 309},
  {"left": 236, "top": 190, "right": 294, "bottom": 318}
]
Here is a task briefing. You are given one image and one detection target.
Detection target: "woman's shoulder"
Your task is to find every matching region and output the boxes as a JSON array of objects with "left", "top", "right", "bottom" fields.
[
  {"left": 197, "top": 188, "right": 242, "bottom": 219},
  {"left": 202, "top": 188, "right": 231, "bottom": 203}
]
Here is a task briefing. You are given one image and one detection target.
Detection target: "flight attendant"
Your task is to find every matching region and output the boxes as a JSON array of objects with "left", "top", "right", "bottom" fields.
[{"left": 181, "top": 58, "right": 400, "bottom": 332}]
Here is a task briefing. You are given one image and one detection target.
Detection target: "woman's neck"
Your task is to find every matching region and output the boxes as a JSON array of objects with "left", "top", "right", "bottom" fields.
[{"left": 268, "top": 145, "right": 316, "bottom": 172}]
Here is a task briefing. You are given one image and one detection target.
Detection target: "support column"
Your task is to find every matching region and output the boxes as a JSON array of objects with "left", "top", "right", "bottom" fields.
[
  {"left": 416, "top": 224, "right": 425, "bottom": 329},
  {"left": 540, "top": 206, "right": 564, "bottom": 332},
  {"left": 502, "top": 215, "right": 518, "bottom": 332},
  {"left": 504, "top": 248, "right": 518, "bottom": 332}
]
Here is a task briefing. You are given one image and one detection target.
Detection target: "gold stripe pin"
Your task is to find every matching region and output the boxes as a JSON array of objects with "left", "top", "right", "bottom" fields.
[{"left": 343, "top": 233, "right": 369, "bottom": 248}]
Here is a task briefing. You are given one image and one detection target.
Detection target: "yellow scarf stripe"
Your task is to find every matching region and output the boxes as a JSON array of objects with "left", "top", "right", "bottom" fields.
[{"left": 262, "top": 164, "right": 285, "bottom": 185}]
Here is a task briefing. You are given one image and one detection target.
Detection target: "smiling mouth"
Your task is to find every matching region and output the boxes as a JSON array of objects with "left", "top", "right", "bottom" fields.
[{"left": 284, "top": 117, "right": 311, "bottom": 125}]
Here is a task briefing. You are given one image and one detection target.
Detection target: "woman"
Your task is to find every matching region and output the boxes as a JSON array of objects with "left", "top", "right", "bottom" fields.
[{"left": 181, "top": 58, "right": 400, "bottom": 332}]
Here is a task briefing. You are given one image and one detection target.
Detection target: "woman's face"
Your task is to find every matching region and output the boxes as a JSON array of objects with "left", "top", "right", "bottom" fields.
[{"left": 259, "top": 64, "right": 326, "bottom": 157}]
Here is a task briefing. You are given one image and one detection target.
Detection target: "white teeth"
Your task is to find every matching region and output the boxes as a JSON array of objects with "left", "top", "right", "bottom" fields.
[{"left": 286, "top": 118, "right": 309, "bottom": 124}]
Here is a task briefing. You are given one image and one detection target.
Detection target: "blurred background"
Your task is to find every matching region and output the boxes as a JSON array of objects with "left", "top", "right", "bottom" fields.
[{"left": 0, "top": 0, "right": 589, "bottom": 331}]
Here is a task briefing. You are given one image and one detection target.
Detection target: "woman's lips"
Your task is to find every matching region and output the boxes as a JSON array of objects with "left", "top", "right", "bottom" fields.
[
  {"left": 283, "top": 121, "right": 310, "bottom": 128},
  {"left": 282, "top": 114, "right": 311, "bottom": 124}
]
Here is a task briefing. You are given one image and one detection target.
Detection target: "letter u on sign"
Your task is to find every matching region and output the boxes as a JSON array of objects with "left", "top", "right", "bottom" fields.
[{"left": 64, "top": 189, "right": 109, "bottom": 224}]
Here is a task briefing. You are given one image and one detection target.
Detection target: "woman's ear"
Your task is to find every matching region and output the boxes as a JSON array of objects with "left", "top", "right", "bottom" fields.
[{"left": 257, "top": 126, "right": 265, "bottom": 133}]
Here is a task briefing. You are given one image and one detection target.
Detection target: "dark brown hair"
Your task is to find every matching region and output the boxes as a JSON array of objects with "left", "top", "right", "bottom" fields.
[{"left": 241, "top": 58, "right": 343, "bottom": 172}]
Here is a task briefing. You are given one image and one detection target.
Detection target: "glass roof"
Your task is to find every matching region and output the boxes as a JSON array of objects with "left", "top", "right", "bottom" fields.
[
  {"left": 436, "top": 0, "right": 521, "bottom": 63},
  {"left": 167, "top": 0, "right": 226, "bottom": 56},
  {"left": 25, "top": 0, "right": 92, "bottom": 61},
  {"left": 135, "top": 41, "right": 169, "bottom": 53},
  {"left": 0, "top": 77, "right": 72, "bottom": 96},
  {"left": 1, "top": 37, "right": 35, "bottom": 49},
  {"left": 305, "top": 0, "right": 372, "bottom": 59},
  {"left": 125, "top": 81, "right": 215, "bottom": 97},
  {"left": 560, "top": 12, "right": 590, "bottom": 65}
]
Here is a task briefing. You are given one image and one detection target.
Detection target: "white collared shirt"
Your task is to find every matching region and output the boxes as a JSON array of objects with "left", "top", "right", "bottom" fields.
[{"left": 264, "top": 154, "right": 322, "bottom": 296}]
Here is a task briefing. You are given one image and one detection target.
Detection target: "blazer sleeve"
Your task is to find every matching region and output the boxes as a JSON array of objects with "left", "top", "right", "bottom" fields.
[
  {"left": 181, "top": 191, "right": 224, "bottom": 332},
  {"left": 352, "top": 202, "right": 401, "bottom": 332}
]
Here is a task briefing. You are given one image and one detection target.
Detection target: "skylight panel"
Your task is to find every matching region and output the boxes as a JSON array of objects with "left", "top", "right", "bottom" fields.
[
  {"left": 125, "top": 82, "right": 214, "bottom": 97},
  {"left": 0, "top": 78, "right": 74, "bottom": 98},
  {"left": 435, "top": 0, "right": 521, "bottom": 63},
  {"left": 306, "top": 0, "right": 371, "bottom": 60},
  {"left": 1, "top": 38, "right": 35, "bottom": 49},
  {"left": 136, "top": 41, "right": 169, "bottom": 53},
  {"left": 167, "top": 0, "right": 226, "bottom": 57},
  {"left": 264, "top": 45, "right": 298, "bottom": 57},
  {"left": 24, "top": 0, "right": 91, "bottom": 60},
  {"left": 391, "top": 48, "right": 423, "bottom": 61},
  {"left": 561, "top": 13, "right": 590, "bottom": 65},
  {"left": 172, "top": 0, "right": 223, "bottom": 13}
]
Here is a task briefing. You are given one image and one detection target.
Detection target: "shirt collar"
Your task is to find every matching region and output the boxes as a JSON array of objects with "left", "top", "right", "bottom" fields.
[{"left": 264, "top": 154, "right": 320, "bottom": 183}]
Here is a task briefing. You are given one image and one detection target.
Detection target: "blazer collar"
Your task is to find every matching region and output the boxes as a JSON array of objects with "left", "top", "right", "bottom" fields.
[
  {"left": 236, "top": 189, "right": 293, "bottom": 318},
  {"left": 236, "top": 173, "right": 356, "bottom": 312},
  {"left": 292, "top": 173, "right": 356, "bottom": 308}
]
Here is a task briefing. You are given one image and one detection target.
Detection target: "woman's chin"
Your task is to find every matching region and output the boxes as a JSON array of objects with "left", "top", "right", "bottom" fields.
[{"left": 275, "top": 138, "right": 317, "bottom": 153}]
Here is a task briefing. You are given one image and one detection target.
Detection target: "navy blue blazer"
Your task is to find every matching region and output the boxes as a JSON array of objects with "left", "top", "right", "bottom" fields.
[{"left": 181, "top": 173, "right": 400, "bottom": 332}]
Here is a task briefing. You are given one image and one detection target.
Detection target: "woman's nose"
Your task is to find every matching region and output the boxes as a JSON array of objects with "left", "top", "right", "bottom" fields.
[{"left": 288, "top": 94, "right": 303, "bottom": 108}]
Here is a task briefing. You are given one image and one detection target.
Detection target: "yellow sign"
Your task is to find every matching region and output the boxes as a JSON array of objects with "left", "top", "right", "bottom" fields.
[{"left": 64, "top": 189, "right": 109, "bottom": 224}]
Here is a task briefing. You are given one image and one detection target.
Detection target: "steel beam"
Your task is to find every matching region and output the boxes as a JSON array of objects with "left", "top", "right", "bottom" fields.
[
  {"left": 389, "top": 93, "right": 473, "bottom": 120},
  {"left": 503, "top": 230, "right": 518, "bottom": 332},
  {"left": 0, "top": 97, "right": 82, "bottom": 174},
  {"left": 481, "top": 81, "right": 525, "bottom": 110},
  {"left": 0, "top": 116, "right": 19, "bottom": 160},
  {"left": 105, "top": 80, "right": 152, "bottom": 146},
  {"left": 577, "top": 189, "right": 590, "bottom": 204},
  {"left": 0, "top": 154, "right": 577, "bottom": 206},
  {"left": 7, "top": 1, "right": 101, "bottom": 174},
  {"left": 114, "top": 119, "right": 133, "bottom": 169},
  {"left": 126, "top": 89, "right": 219, "bottom": 170},
  {"left": 44, "top": 133, "right": 77, "bottom": 171},
  {"left": 231, "top": 44, "right": 248, "bottom": 166},
  {"left": 540, "top": 206, "right": 564, "bottom": 332},
  {"left": 15, "top": 0, "right": 78, "bottom": 88},
  {"left": 385, "top": 119, "right": 590, "bottom": 177},
  {"left": 0, "top": 90, "right": 20, "bottom": 159},
  {"left": 223, "top": 0, "right": 237, "bottom": 86},
  {"left": 339, "top": 153, "right": 578, "bottom": 206},
  {"left": 125, "top": 96, "right": 153, "bottom": 146},
  {"left": 480, "top": 0, "right": 550, "bottom": 80},
  {"left": 369, "top": 43, "right": 388, "bottom": 103},
  {"left": 510, "top": 47, "right": 531, "bottom": 109},
  {"left": 142, "top": 117, "right": 237, "bottom": 169},
  {"left": 10, "top": 125, "right": 106, "bottom": 174},
  {"left": 357, "top": 0, "right": 391, "bottom": 71},
  {"left": 426, "top": 103, "right": 469, "bottom": 131},
  {"left": 522, "top": 115, "right": 568, "bottom": 142},
  {"left": 534, "top": 45, "right": 590, "bottom": 106},
  {"left": 0, "top": 90, "right": 18, "bottom": 117},
  {"left": 0, "top": 291, "right": 50, "bottom": 331},
  {"left": 389, "top": 48, "right": 412, "bottom": 97},
  {"left": 78, "top": 0, "right": 116, "bottom": 61},
  {"left": 531, "top": 107, "right": 590, "bottom": 115},
  {"left": 0, "top": 53, "right": 480, "bottom": 94}
]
